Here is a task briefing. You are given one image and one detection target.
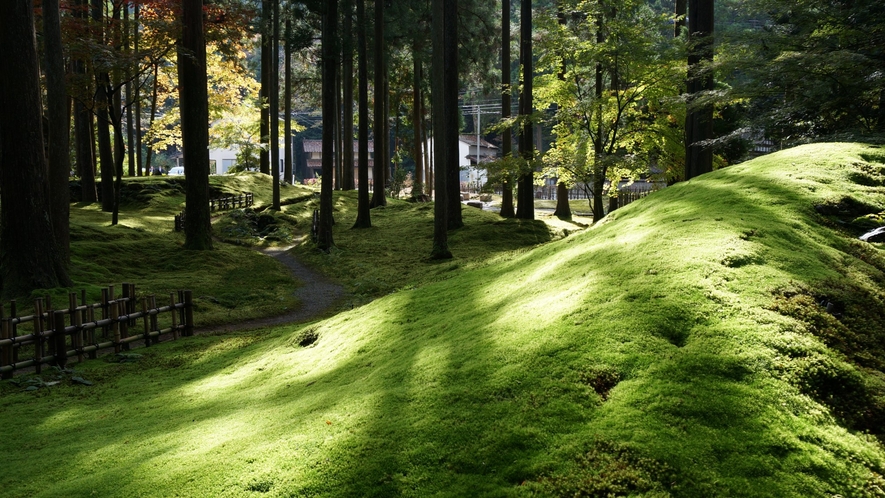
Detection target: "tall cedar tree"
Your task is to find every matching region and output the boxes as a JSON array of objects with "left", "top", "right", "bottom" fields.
[
  {"left": 551, "top": 5, "right": 571, "bottom": 220},
  {"left": 271, "top": 0, "right": 281, "bottom": 209},
  {"left": 179, "top": 0, "right": 213, "bottom": 250},
  {"left": 285, "top": 17, "right": 293, "bottom": 184},
  {"left": 44, "top": 0, "right": 72, "bottom": 263},
  {"left": 516, "top": 0, "right": 534, "bottom": 220},
  {"left": 93, "top": 0, "right": 115, "bottom": 212},
  {"left": 0, "top": 0, "right": 72, "bottom": 298},
  {"left": 260, "top": 0, "right": 270, "bottom": 175},
  {"left": 353, "top": 0, "right": 372, "bottom": 228},
  {"left": 73, "top": 0, "right": 97, "bottom": 202},
  {"left": 499, "top": 0, "right": 515, "bottom": 218},
  {"left": 370, "top": 0, "right": 387, "bottom": 208},
  {"left": 430, "top": 0, "right": 455, "bottom": 259},
  {"left": 318, "top": 0, "right": 338, "bottom": 251},
  {"left": 684, "top": 0, "right": 714, "bottom": 180},
  {"left": 342, "top": 0, "right": 355, "bottom": 190}
]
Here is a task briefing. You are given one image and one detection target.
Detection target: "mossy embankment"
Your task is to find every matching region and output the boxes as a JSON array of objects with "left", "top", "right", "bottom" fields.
[{"left": 1, "top": 143, "right": 884, "bottom": 497}]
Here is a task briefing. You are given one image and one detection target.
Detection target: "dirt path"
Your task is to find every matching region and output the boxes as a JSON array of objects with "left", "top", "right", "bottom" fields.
[{"left": 195, "top": 245, "right": 348, "bottom": 335}]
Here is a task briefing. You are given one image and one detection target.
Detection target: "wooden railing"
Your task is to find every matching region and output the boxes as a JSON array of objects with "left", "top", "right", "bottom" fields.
[
  {"left": 0, "top": 284, "right": 192, "bottom": 379},
  {"left": 175, "top": 192, "right": 254, "bottom": 232}
]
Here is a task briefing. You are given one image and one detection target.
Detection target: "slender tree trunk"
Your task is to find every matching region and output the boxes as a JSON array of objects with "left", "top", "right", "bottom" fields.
[
  {"left": 553, "top": 6, "right": 571, "bottom": 220},
  {"left": 411, "top": 44, "right": 424, "bottom": 199},
  {"left": 342, "top": 0, "right": 355, "bottom": 191},
  {"left": 271, "top": 0, "right": 280, "bottom": 209},
  {"left": 516, "top": 0, "right": 534, "bottom": 220},
  {"left": 319, "top": 0, "right": 338, "bottom": 250},
  {"left": 370, "top": 0, "right": 387, "bottom": 207},
  {"left": 334, "top": 56, "right": 343, "bottom": 189},
  {"left": 179, "top": 0, "right": 213, "bottom": 250},
  {"left": 430, "top": 0, "right": 454, "bottom": 259},
  {"left": 93, "top": 0, "right": 114, "bottom": 212},
  {"left": 260, "top": 0, "right": 270, "bottom": 175},
  {"left": 592, "top": 9, "right": 605, "bottom": 222},
  {"left": 684, "top": 0, "right": 714, "bottom": 181},
  {"left": 674, "top": 0, "right": 686, "bottom": 38},
  {"left": 353, "top": 0, "right": 371, "bottom": 228},
  {"left": 0, "top": 0, "right": 72, "bottom": 298},
  {"left": 125, "top": 5, "right": 135, "bottom": 177},
  {"left": 144, "top": 63, "right": 159, "bottom": 174},
  {"left": 73, "top": 0, "right": 97, "bottom": 200},
  {"left": 44, "top": 0, "right": 72, "bottom": 263},
  {"left": 499, "top": 0, "right": 515, "bottom": 218},
  {"left": 111, "top": 3, "right": 125, "bottom": 225},
  {"left": 134, "top": 1, "right": 142, "bottom": 176},
  {"left": 75, "top": 99, "right": 97, "bottom": 201},
  {"left": 284, "top": 18, "right": 293, "bottom": 185}
]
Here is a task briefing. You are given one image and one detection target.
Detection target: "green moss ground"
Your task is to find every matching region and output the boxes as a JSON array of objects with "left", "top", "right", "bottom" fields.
[{"left": 2, "top": 143, "right": 885, "bottom": 496}]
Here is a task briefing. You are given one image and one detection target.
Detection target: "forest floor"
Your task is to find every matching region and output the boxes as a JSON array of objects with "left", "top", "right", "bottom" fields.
[{"left": 2, "top": 145, "right": 884, "bottom": 497}]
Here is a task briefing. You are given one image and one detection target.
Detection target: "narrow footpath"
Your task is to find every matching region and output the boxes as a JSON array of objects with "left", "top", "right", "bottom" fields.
[{"left": 195, "top": 245, "right": 347, "bottom": 335}]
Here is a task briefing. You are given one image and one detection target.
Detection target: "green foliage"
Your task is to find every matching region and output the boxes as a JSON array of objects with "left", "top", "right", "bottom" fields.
[
  {"left": 722, "top": 0, "right": 885, "bottom": 142},
  {"left": 534, "top": 0, "right": 684, "bottom": 202}
]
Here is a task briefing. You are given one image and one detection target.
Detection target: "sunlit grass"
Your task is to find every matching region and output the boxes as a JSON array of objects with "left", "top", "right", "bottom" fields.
[{"left": 2, "top": 143, "right": 885, "bottom": 496}]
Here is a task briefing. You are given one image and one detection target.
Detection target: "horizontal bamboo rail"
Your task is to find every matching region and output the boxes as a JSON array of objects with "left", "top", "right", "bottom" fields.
[
  {"left": 0, "top": 284, "right": 193, "bottom": 378},
  {"left": 175, "top": 192, "right": 254, "bottom": 232}
]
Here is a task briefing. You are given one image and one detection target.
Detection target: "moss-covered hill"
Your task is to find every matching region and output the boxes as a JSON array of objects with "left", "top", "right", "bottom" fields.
[{"left": 2, "top": 143, "right": 884, "bottom": 497}]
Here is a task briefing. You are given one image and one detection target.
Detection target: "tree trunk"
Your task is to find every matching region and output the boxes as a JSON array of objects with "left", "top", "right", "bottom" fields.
[
  {"left": 319, "top": 0, "right": 338, "bottom": 250},
  {"left": 515, "top": 0, "right": 534, "bottom": 220},
  {"left": 112, "top": 2, "right": 125, "bottom": 225},
  {"left": 260, "top": 0, "right": 270, "bottom": 175},
  {"left": 144, "top": 63, "right": 159, "bottom": 174},
  {"left": 411, "top": 45, "right": 424, "bottom": 199},
  {"left": 124, "top": 5, "right": 135, "bottom": 177},
  {"left": 499, "top": 0, "right": 515, "bottom": 218},
  {"left": 342, "top": 0, "right": 355, "bottom": 190},
  {"left": 371, "top": 0, "right": 387, "bottom": 208},
  {"left": 134, "top": 1, "right": 142, "bottom": 176},
  {"left": 271, "top": 0, "right": 280, "bottom": 209},
  {"left": 334, "top": 55, "right": 343, "bottom": 189},
  {"left": 430, "top": 0, "right": 454, "bottom": 259},
  {"left": 179, "top": 0, "right": 213, "bottom": 250},
  {"left": 353, "top": 0, "right": 371, "bottom": 228},
  {"left": 674, "top": 0, "right": 686, "bottom": 38},
  {"left": 284, "top": 18, "right": 293, "bottom": 184},
  {"left": 684, "top": 0, "right": 714, "bottom": 181},
  {"left": 0, "top": 0, "right": 72, "bottom": 298},
  {"left": 43, "top": 0, "right": 72, "bottom": 264},
  {"left": 553, "top": 182, "right": 572, "bottom": 219},
  {"left": 93, "top": 0, "right": 114, "bottom": 212},
  {"left": 73, "top": 0, "right": 97, "bottom": 200}
]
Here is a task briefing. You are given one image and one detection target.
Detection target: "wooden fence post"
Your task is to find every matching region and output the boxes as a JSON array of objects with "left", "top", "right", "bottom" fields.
[
  {"left": 149, "top": 295, "right": 159, "bottom": 343},
  {"left": 34, "top": 298, "right": 44, "bottom": 374},
  {"left": 169, "top": 293, "right": 179, "bottom": 340},
  {"left": 53, "top": 310, "right": 67, "bottom": 369},
  {"left": 184, "top": 290, "right": 194, "bottom": 337},
  {"left": 111, "top": 300, "right": 121, "bottom": 354},
  {"left": 70, "top": 292, "right": 83, "bottom": 364},
  {"left": 1, "top": 316, "right": 11, "bottom": 380},
  {"left": 101, "top": 288, "right": 110, "bottom": 343},
  {"left": 141, "top": 296, "right": 150, "bottom": 346},
  {"left": 10, "top": 300, "right": 17, "bottom": 364}
]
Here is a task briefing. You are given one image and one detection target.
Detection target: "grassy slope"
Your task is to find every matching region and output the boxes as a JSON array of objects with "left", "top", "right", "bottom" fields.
[{"left": 2, "top": 144, "right": 885, "bottom": 497}]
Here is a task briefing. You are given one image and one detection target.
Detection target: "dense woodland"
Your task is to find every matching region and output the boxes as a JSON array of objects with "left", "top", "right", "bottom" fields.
[{"left": 0, "top": 0, "right": 883, "bottom": 298}]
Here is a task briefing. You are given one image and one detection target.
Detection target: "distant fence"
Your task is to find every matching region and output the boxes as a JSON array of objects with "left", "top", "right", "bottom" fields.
[
  {"left": 175, "top": 192, "right": 254, "bottom": 232},
  {"left": 496, "top": 183, "right": 657, "bottom": 214},
  {"left": 0, "top": 284, "right": 193, "bottom": 379}
]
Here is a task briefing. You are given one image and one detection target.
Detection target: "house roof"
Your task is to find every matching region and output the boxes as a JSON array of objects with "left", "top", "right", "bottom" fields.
[
  {"left": 303, "top": 139, "right": 374, "bottom": 153},
  {"left": 458, "top": 135, "right": 498, "bottom": 149}
]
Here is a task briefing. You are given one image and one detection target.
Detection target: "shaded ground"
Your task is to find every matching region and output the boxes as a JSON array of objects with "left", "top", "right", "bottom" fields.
[{"left": 195, "top": 245, "right": 348, "bottom": 335}]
